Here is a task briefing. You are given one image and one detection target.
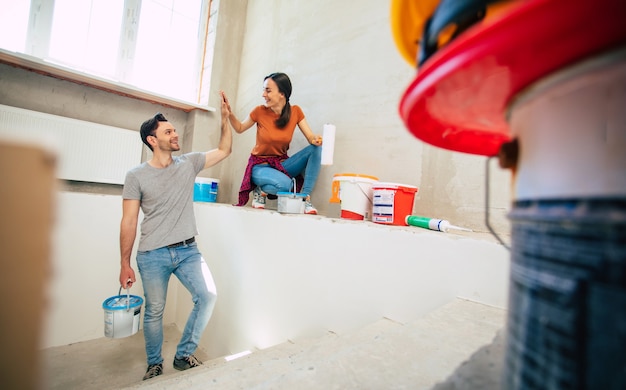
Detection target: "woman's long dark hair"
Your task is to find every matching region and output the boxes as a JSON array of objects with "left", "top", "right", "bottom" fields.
[{"left": 265, "top": 72, "right": 292, "bottom": 128}]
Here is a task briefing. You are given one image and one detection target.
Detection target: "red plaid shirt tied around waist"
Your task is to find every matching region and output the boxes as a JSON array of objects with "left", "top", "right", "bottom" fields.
[{"left": 235, "top": 154, "right": 303, "bottom": 206}]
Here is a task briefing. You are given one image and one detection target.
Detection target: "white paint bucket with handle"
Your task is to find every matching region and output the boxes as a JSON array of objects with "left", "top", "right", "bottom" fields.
[
  {"left": 277, "top": 178, "right": 306, "bottom": 214},
  {"left": 102, "top": 286, "right": 144, "bottom": 338}
]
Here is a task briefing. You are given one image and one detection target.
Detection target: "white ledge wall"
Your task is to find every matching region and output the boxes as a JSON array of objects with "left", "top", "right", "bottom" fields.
[
  {"left": 188, "top": 203, "right": 510, "bottom": 359},
  {"left": 43, "top": 192, "right": 510, "bottom": 360}
]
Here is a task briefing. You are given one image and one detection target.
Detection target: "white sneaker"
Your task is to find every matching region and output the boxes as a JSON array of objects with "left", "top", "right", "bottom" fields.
[
  {"left": 304, "top": 197, "right": 317, "bottom": 215},
  {"left": 252, "top": 187, "right": 266, "bottom": 209}
]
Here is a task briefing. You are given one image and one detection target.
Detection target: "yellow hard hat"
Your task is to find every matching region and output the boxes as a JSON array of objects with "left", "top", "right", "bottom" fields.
[{"left": 390, "top": 0, "right": 518, "bottom": 68}]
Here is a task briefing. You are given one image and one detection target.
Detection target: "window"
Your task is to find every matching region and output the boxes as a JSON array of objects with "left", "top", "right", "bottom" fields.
[{"left": 0, "top": 0, "right": 214, "bottom": 106}]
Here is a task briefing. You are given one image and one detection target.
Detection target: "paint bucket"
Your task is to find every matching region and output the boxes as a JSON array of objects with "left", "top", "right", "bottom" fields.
[
  {"left": 102, "top": 287, "right": 144, "bottom": 339},
  {"left": 193, "top": 177, "right": 219, "bottom": 202},
  {"left": 277, "top": 178, "right": 306, "bottom": 214},
  {"left": 329, "top": 173, "right": 379, "bottom": 220},
  {"left": 372, "top": 182, "right": 418, "bottom": 225},
  {"left": 502, "top": 50, "right": 626, "bottom": 388}
]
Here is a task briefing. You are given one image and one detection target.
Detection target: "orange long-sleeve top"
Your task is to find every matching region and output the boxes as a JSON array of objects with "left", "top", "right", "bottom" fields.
[{"left": 250, "top": 104, "right": 305, "bottom": 157}]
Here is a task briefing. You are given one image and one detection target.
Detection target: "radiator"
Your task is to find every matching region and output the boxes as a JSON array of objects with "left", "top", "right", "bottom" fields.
[{"left": 0, "top": 104, "right": 143, "bottom": 185}]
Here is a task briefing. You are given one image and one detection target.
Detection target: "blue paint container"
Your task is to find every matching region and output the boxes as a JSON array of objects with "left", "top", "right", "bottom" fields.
[{"left": 193, "top": 177, "right": 219, "bottom": 202}]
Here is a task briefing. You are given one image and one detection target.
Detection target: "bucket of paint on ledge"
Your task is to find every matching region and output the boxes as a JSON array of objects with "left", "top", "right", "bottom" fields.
[
  {"left": 193, "top": 177, "right": 219, "bottom": 202},
  {"left": 329, "top": 173, "right": 379, "bottom": 220},
  {"left": 277, "top": 178, "right": 306, "bottom": 214},
  {"left": 372, "top": 182, "right": 418, "bottom": 225},
  {"left": 102, "top": 286, "right": 144, "bottom": 338}
]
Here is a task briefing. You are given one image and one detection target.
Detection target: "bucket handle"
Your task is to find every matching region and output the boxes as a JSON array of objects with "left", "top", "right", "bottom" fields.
[
  {"left": 356, "top": 182, "right": 373, "bottom": 204},
  {"left": 290, "top": 177, "right": 299, "bottom": 198},
  {"left": 118, "top": 285, "right": 131, "bottom": 312}
]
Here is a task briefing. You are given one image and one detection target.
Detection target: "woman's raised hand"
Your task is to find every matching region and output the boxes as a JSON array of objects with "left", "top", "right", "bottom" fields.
[{"left": 220, "top": 90, "right": 232, "bottom": 116}]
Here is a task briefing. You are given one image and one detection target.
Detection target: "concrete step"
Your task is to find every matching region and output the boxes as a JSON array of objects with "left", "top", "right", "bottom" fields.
[
  {"left": 123, "top": 298, "right": 506, "bottom": 390},
  {"left": 41, "top": 324, "right": 211, "bottom": 390}
]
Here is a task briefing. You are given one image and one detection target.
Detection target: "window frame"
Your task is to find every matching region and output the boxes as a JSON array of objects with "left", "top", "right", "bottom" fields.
[{"left": 0, "top": 0, "right": 215, "bottom": 112}]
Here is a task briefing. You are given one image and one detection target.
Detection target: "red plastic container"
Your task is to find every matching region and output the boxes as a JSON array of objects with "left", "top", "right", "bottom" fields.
[{"left": 371, "top": 182, "right": 418, "bottom": 226}]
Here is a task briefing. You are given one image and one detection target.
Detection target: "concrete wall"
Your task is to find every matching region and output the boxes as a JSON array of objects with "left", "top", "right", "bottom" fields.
[
  {"left": 0, "top": 0, "right": 514, "bottom": 356},
  {"left": 226, "top": 0, "right": 512, "bottom": 232}
]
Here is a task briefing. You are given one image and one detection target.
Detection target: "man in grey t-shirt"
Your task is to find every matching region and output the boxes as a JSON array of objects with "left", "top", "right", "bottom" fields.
[{"left": 119, "top": 91, "right": 231, "bottom": 381}]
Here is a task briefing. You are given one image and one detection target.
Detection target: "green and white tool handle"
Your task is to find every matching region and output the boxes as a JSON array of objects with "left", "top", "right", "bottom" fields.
[{"left": 405, "top": 215, "right": 472, "bottom": 232}]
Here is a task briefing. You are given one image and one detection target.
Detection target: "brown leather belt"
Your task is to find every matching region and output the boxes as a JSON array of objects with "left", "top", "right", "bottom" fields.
[{"left": 167, "top": 237, "right": 195, "bottom": 248}]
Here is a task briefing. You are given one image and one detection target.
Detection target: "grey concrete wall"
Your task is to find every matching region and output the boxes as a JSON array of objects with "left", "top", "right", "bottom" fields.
[
  {"left": 226, "top": 0, "right": 512, "bottom": 233},
  {"left": 189, "top": 0, "right": 249, "bottom": 198},
  {"left": 0, "top": 63, "right": 191, "bottom": 151}
]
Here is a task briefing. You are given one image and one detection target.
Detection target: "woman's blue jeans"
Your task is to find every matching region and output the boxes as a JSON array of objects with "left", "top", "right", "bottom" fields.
[
  {"left": 136, "top": 242, "right": 217, "bottom": 365},
  {"left": 252, "top": 144, "right": 322, "bottom": 196}
]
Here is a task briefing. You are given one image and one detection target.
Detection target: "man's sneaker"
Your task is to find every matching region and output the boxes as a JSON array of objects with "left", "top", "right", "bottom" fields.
[
  {"left": 252, "top": 187, "right": 266, "bottom": 209},
  {"left": 173, "top": 354, "right": 203, "bottom": 371},
  {"left": 304, "top": 198, "right": 318, "bottom": 215},
  {"left": 142, "top": 363, "right": 163, "bottom": 380}
]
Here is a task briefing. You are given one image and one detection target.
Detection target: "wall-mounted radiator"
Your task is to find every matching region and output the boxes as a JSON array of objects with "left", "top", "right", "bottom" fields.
[{"left": 0, "top": 104, "right": 143, "bottom": 185}]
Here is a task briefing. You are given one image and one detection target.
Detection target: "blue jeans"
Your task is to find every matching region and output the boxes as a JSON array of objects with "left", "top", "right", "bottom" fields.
[
  {"left": 252, "top": 144, "right": 322, "bottom": 196},
  {"left": 136, "top": 242, "right": 217, "bottom": 365}
]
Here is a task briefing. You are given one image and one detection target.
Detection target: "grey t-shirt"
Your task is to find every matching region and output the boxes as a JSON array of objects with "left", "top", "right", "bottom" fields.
[{"left": 122, "top": 152, "right": 206, "bottom": 251}]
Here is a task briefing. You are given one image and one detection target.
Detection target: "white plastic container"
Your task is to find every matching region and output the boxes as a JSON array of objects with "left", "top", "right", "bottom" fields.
[
  {"left": 329, "top": 173, "right": 379, "bottom": 220},
  {"left": 277, "top": 178, "right": 305, "bottom": 214},
  {"left": 102, "top": 287, "right": 144, "bottom": 339},
  {"left": 277, "top": 192, "right": 306, "bottom": 214}
]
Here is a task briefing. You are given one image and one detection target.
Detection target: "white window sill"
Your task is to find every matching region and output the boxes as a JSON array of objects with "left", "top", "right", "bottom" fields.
[{"left": 0, "top": 49, "right": 215, "bottom": 113}]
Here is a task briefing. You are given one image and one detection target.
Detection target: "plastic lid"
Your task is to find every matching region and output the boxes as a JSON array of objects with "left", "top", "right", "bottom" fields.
[
  {"left": 195, "top": 177, "right": 219, "bottom": 183},
  {"left": 399, "top": 0, "right": 626, "bottom": 156},
  {"left": 332, "top": 173, "right": 379, "bottom": 181},
  {"left": 103, "top": 295, "right": 143, "bottom": 310},
  {"left": 372, "top": 182, "right": 418, "bottom": 191},
  {"left": 277, "top": 192, "right": 306, "bottom": 198}
]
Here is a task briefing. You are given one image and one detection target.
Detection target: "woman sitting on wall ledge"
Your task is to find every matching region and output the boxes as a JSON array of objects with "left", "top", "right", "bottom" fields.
[{"left": 222, "top": 72, "right": 323, "bottom": 214}]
